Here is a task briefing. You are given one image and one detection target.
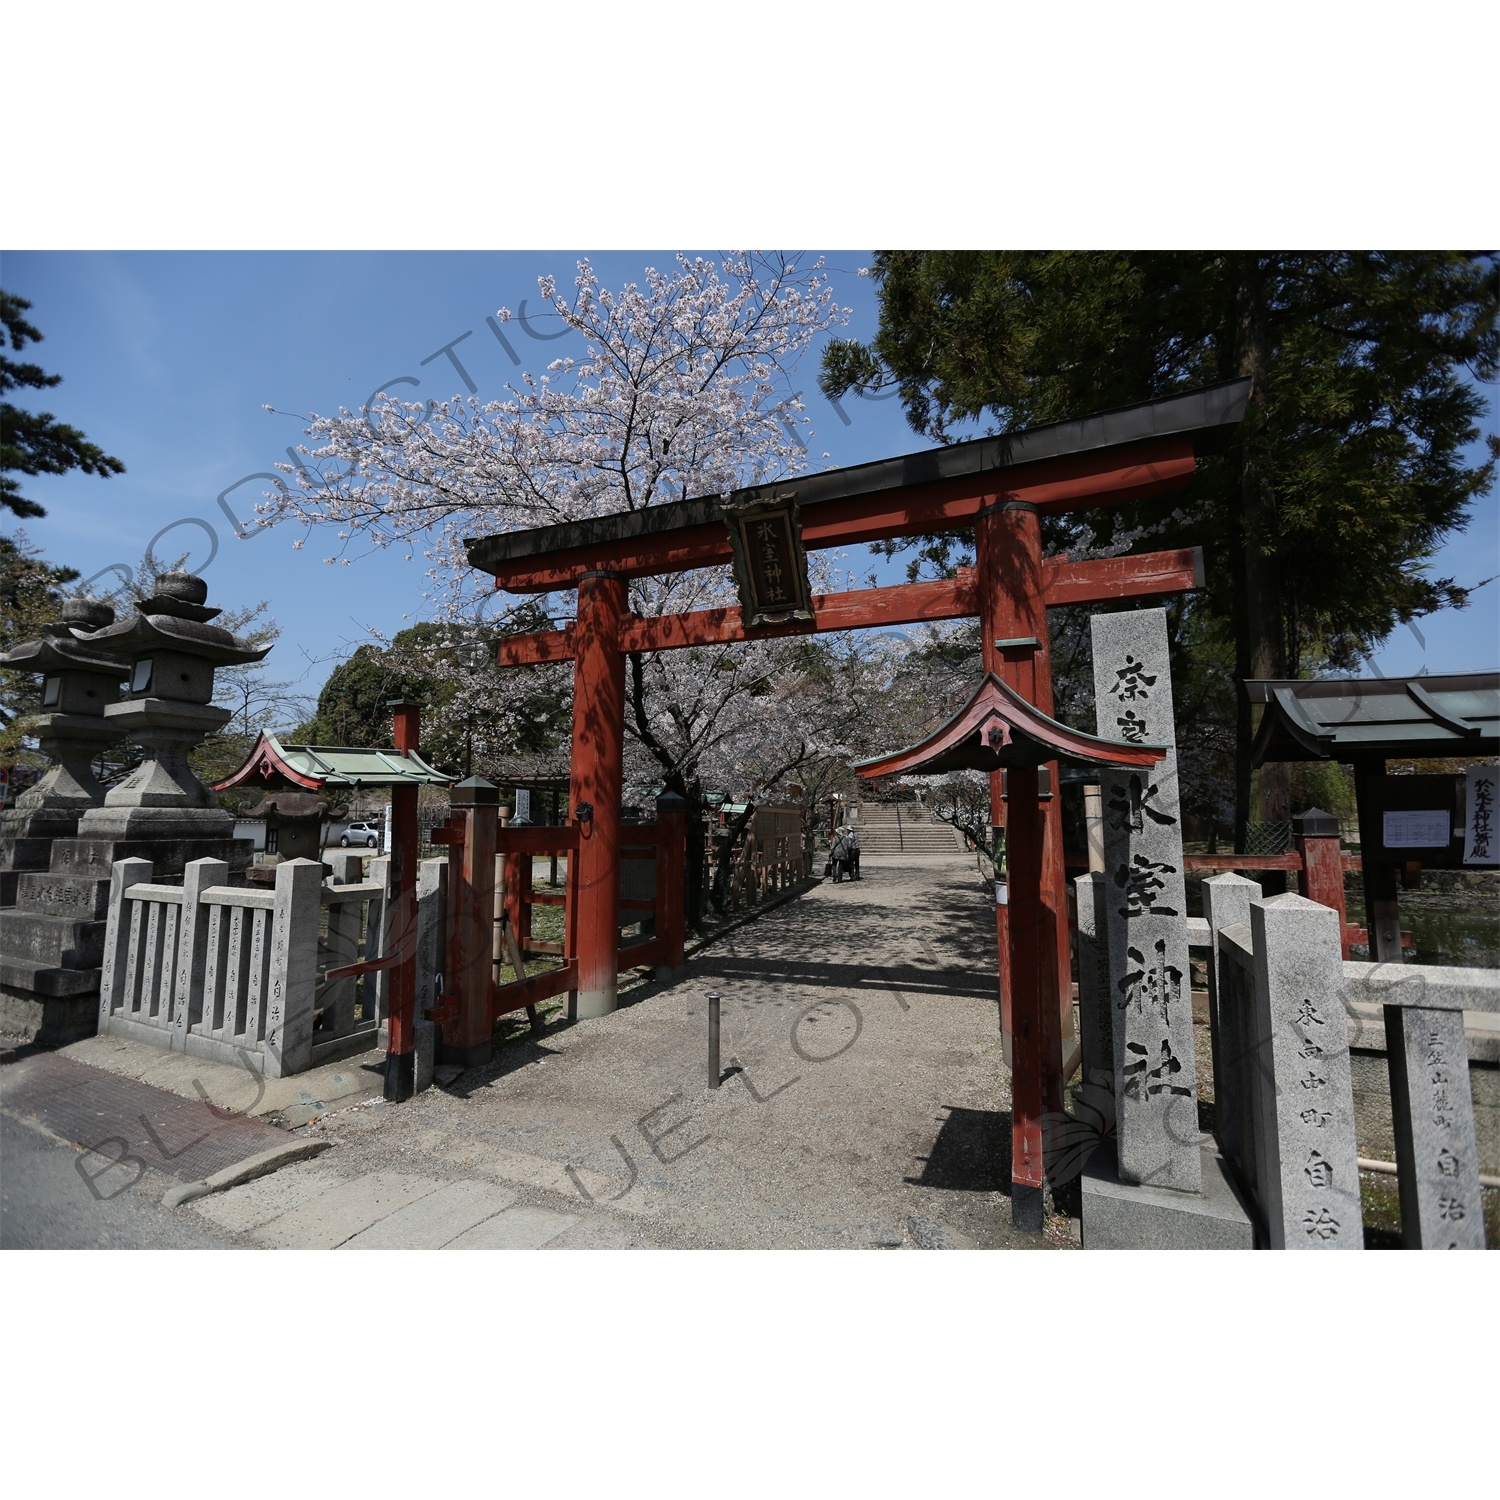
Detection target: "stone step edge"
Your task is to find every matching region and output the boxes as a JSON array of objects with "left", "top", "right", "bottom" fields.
[{"left": 161, "top": 1137, "right": 332, "bottom": 1209}]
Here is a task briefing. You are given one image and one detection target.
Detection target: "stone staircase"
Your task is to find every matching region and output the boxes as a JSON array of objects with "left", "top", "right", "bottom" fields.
[{"left": 847, "top": 803, "right": 964, "bottom": 856}]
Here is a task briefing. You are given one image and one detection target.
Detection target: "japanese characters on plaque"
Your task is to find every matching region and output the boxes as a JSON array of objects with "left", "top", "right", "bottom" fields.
[
  {"left": 1090, "top": 610, "right": 1201, "bottom": 1193},
  {"left": 1463, "top": 764, "right": 1497, "bottom": 867},
  {"left": 723, "top": 492, "right": 816, "bottom": 629}
]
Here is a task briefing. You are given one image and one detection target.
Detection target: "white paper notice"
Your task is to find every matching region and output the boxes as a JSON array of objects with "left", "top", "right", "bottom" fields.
[
  {"left": 1383, "top": 809, "right": 1450, "bottom": 849},
  {"left": 515, "top": 788, "right": 531, "bottom": 821},
  {"left": 1463, "top": 765, "right": 1498, "bottom": 865}
]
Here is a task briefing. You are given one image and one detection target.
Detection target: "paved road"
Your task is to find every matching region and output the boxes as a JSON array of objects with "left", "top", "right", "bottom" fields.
[{"left": 2, "top": 1111, "right": 240, "bottom": 1249}]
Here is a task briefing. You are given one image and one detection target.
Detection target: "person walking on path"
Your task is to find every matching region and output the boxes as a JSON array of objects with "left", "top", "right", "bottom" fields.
[
  {"left": 830, "top": 827, "right": 853, "bottom": 883},
  {"left": 847, "top": 826, "right": 861, "bottom": 881}
]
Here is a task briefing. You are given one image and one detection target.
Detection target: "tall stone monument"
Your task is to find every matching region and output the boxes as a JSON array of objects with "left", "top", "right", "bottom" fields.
[
  {"left": 1090, "top": 608, "right": 1202, "bottom": 1193},
  {"left": 1078, "top": 609, "right": 1253, "bottom": 1248},
  {"left": 0, "top": 574, "right": 266, "bottom": 1043}
]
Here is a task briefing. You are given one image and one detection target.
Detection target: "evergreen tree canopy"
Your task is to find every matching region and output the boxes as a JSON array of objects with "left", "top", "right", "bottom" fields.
[
  {"left": 1, "top": 533, "right": 81, "bottom": 774},
  {"left": 295, "top": 612, "right": 570, "bottom": 780},
  {"left": 2, "top": 291, "right": 126, "bottom": 520},
  {"left": 821, "top": 252, "right": 1498, "bottom": 836},
  {"left": 296, "top": 640, "right": 431, "bottom": 749}
]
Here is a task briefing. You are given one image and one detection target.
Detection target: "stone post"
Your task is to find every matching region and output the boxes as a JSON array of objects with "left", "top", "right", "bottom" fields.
[
  {"left": 1386, "top": 1004, "right": 1486, "bottom": 1250},
  {"left": 368, "top": 854, "right": 390, "bottom": 1031},
  {"left": 98, "top": 857, "right": 152, "bottom": 1028},
  {"left": 1249, "top": 893, "right": 1363, "bottom": 1250},
  {"left": 1090, "top": 609, "right": 1200, "bottom": 1192},
  {"left": 171, "top": 857, "right": 228, "bottom": 1047},
  {"left": 262, "top": 858, "right": 322, "bottom": 1078},
  {"left": 1201, "top": 873, "right": 1261, "bottom": 1175},
  {"left": 415, "top": 857, "right": 447, "bottom": 1024},
  {"left": 323, "top": 851, "right": 363, "bottom": 1037}
]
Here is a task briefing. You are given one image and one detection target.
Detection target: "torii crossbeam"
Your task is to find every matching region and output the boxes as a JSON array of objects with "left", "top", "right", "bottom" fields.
[{"left": 467, "top": 380, "right": 1250, "bottom": 1198}]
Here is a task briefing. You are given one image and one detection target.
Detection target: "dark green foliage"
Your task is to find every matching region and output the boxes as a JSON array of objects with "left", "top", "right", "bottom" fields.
[
  {"left": 822, "top": 252, "right": 1499, "bottom": 837},
  {"left": 2, "top": 291, "right": 125, "bottom": 520},
  {"left": 295, "top": 640, "right": 430, "bottom": 748}
]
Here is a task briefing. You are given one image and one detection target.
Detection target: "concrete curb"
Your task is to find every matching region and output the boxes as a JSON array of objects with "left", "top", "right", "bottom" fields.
[{"left": 162, "top": 1138, "right": 332, "bottom": 1209}]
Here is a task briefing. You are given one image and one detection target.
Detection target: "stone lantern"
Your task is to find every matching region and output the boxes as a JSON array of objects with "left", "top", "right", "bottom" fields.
[
  {"left": 74, "top": 572, "right": 269, "bottom": 841},
  {"left": 245, "top": 789, "right": 330, "bottom": 865},
  {"left": 0, "top": 597, "right": 127, "bottom": 838},
  {"left": 0, "top": 597, "right": 129, "bottom": 907},
  {"left": 2, "top": 575, "right": 269, "bottom": 1046}
]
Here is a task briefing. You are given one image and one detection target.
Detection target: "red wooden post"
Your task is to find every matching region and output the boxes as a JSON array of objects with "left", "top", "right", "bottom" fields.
[
  {"left": 975, "top": 498, "right": 1068, "bottom": 1127},
  {"left": 1005, "top": 763, "right": 1053, "bottom": 1232},
  {"left": 1294, "top": 807, "right": 1353, "bottom": 958},
  {"left": 445, "top": 777, "right": 498, "bottom": 1068},
  {"left": 383, "top": 698, "right": 422, "bottom": 1101},
  {"left": 503, "top": 848, "right": 531, "bottom": 969},
  {"left": 654, "top": 791, "right": 688, "bottom": 980},
  {"left": 570, "top": 571, "right": 627, "bottom": 1018}
]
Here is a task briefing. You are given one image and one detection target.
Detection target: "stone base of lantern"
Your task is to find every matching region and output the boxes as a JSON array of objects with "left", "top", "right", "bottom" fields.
[
  {"left": 1080, "top": 1140, "right": 1256, "bottom": 1250},
  {"left": 75, "top": 805, "right": 238, "bottom": 841}
]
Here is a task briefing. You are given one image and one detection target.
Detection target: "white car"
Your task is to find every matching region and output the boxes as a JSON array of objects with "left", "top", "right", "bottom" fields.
[{"left": 340, "top": 821, "right": 381, "bottom": 848}]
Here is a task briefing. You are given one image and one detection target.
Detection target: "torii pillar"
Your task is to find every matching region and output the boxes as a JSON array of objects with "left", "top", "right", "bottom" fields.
[
  {"left": 570, "top": 571, "right": 627, "bottom": 1018},
  {"left": 974, "top": 497, "right": 1072, "bottom": 1224}
]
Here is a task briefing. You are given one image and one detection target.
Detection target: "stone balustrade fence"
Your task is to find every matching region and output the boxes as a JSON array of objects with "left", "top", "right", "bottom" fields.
[{"left": 98, "top": 854, "right": 389, "bottom": 1077}]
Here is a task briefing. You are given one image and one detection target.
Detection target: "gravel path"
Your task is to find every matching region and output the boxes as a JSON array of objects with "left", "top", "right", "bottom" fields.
[{"left": 270, "top": 855, "right": 1073, "bottom": 1250}]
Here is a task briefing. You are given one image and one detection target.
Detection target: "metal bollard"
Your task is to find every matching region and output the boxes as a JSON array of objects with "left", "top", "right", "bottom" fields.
[{"left": 706, "top": 990, "right": 721, "bottom": 1088}]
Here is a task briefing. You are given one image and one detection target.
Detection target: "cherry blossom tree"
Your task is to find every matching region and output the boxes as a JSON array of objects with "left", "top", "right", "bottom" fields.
[
  {"left": 266, "top": 252, "right": 848, "bottom": 613},
  {"left": 260, "top": 254, "right": 884, "bottom": 924}
]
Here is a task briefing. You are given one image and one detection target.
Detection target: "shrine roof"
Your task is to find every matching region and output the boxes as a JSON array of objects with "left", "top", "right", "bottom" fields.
[
  {"left": 466, "top": 379, "right": 1250, "bottom": 573},
  {"left": 80, "top": 611, "right": 271, "bottom": 668},
  {"left": 853, "top": 673, "right": 1168, "bottom": 779},
  {"left": 213, "top": 732, "right": 455, "bottom": 792},
  {"left": 0, "top": 632, "right": 129, "bottom": 676},
  {"left": 1249, "top": 672, "right": 1500, "bottom": 764}
]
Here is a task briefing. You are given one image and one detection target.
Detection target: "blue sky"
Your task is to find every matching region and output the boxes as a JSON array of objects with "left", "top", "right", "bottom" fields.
[{"left": 4, "top": 250, "right": 1496, "bottom": 702}]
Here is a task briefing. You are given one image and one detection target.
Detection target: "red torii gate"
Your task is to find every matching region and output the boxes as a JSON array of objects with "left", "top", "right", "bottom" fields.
[{"left": 468, "top": 380, "right": 1249, "bottom": 1185}]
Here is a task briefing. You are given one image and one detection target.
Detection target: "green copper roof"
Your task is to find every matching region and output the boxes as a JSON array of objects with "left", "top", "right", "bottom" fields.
[{"left": 265, "top": 735, "right": 454, "bottom": 787}]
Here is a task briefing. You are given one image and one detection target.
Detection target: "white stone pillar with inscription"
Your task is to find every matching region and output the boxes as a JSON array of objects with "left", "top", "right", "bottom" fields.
[
  {"left": 1091, "top": 609, "right": 1201, "bottom": 1193},
  {"left": 1249, "top": 893, "right": 1363, "bottom": 1250},
  {"left": 1387, "top": 1004, "right": 1486, "bottom": 1250}
]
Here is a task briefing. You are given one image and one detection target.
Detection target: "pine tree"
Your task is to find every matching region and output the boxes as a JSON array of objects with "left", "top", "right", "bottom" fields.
[
  {"left": 2, "top": 290, "right": 125, "bottom": 519},
  {"left": 821, "top": 252, "right": 1499, "bottom": 845}
]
